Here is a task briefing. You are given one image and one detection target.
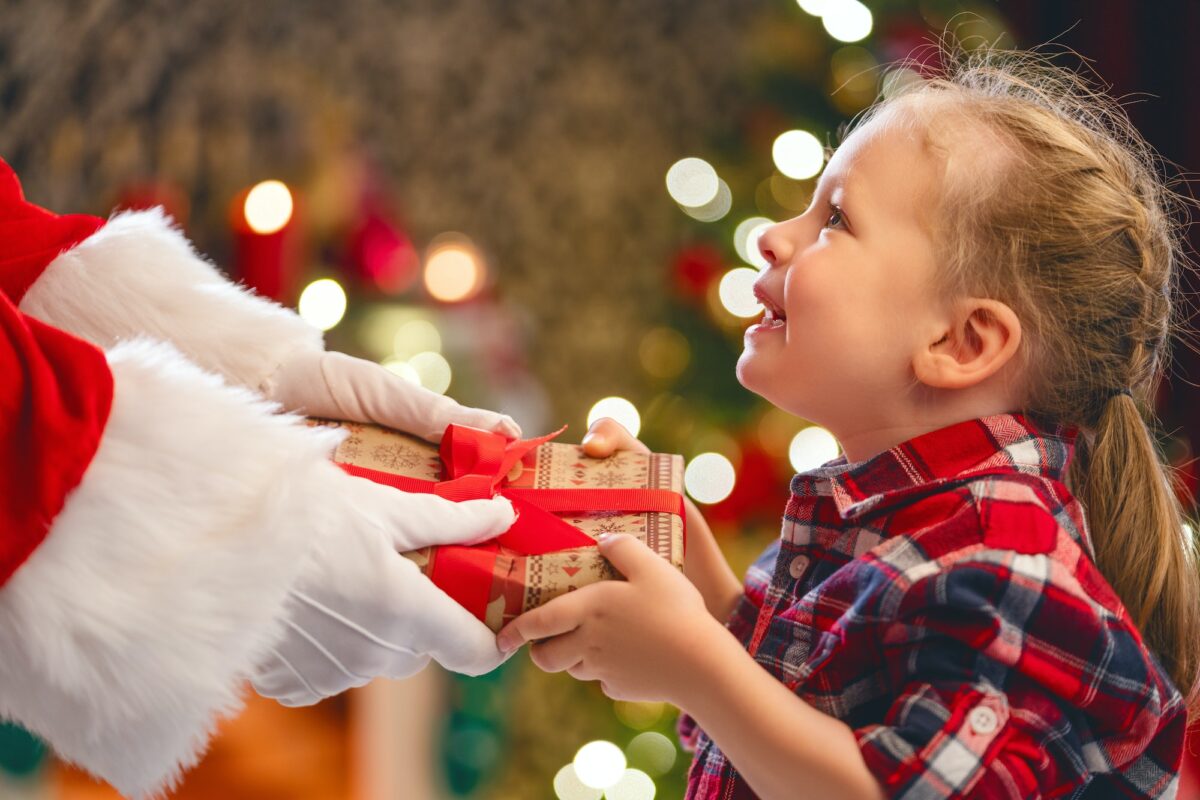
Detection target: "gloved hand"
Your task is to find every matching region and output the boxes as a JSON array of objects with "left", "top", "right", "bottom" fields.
[
  {"left": 251, "top": 470, "right": 518, "bottom": 707},
  {"left": 263, "top": 348, "right": 520, "bottom": 442}
]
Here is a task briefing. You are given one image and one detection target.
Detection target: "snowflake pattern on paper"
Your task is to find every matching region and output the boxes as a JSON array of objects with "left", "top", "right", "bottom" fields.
[{"left": 370, "top": 442, "right": 425, "bottom": 471}]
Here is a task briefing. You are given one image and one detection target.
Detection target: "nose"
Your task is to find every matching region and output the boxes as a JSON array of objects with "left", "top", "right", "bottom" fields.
[{"left": 756, "top": 222, "right": 792, "bottom": 268}]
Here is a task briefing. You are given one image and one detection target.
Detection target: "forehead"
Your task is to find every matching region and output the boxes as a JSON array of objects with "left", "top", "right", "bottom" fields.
[{"left": 823, "top": 107, "right": 942, "bottom": 229}]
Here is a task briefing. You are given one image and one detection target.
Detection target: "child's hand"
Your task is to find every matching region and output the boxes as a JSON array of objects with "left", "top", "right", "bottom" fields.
[
  {"left": 581, "top": 417, "right": 649, "bottom": 458},
  {"left": 495, "top": 533, "right": 726, "bottom": 705}
]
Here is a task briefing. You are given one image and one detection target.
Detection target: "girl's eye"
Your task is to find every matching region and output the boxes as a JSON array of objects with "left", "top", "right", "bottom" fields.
[{"left": 824, "top": 205, "right": 846, "bottom": 230}]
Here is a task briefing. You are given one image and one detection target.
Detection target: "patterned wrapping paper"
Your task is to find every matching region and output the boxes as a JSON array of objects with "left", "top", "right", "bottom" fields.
[{"left": 308, "top": 419, "right": 685, "bottom": 633}]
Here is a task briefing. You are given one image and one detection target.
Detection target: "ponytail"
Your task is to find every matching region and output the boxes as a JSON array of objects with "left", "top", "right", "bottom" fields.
[{"left": 1067, "top": 392, "right": 1200, "bottom": 712}]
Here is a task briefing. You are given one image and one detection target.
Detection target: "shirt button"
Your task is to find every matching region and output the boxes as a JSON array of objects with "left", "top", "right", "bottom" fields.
[
  {"left": 967, "top": 706, "right": 998, "bottom": 735},
  {"left": 788, "top": 555, "right": 809, "bottom": 579}
]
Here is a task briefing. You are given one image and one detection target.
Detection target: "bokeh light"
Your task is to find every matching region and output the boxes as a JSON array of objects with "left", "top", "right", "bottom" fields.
[
  {"left": 243, "top": 179, "right": 294, "bottom": 234},
  {"left": 684, "top": 452, "right": 736, "bottom": 504},
  {"left": 733, "top": 216, "right": 774, "bottom": 268},
  {"left": 638, "top": 327, "right": 692, "bottom": 381},
  {"left": 603, "top": 768, "right": 656, "bottom": 800},
  {"left": 424, "top": 241, "right": 484, "bottom": 303},
  {"left": 297, "top": 278, "right": 347, "bottom": 331},
  {"left": 574, "top": 740, "right": 627, "bottom": 790},
  {"left": 796, "top": 0, "right": 832, "bottom": 14},
  {"left": 681, "top": 178, "right": 732, "bottom": 222},
  {"left": 554, "top": 763, "right": 604, "bottom": 800},
  {"left": 613, "top": 701, "right": 666, "bottom": 730},
  {"left": 718, "top": 267, "right": 763, "bottom": 318},
  {"left": 381, "top": 357, "right": 422, "bottom": 386},
  {"left": 587, "top": 396, "right": 642, "bottom": 438},
  {"left": 665, "top": 157, "right": 720, "bottom": 208},
  {"left": 625, "top": 732, "right": 677, "bottom": 777},
  {"left": 789, "top": 426, "right": 840, "bottom": 472},
  {"left": 393, "top": 318, "right": 442, "bottom": 359},
  {"left": 822, "top": 0, "right": 873, "bottom": 42},
  {"left": 408, "top": 351, "right": 452, "bottom": 395},
  {"left": 772, "top": 129, "right": 824, "bottom": 180}
]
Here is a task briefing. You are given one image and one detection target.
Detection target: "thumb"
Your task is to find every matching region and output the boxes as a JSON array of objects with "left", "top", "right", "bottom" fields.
[
  {"left": 341, "top": 474, "right": 515, "bottom": 551},
  {"left": 596, "top": 533, "right": 664, "bottom": 582}
]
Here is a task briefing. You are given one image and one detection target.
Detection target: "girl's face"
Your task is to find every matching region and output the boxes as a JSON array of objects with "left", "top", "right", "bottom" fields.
[{"left": 736, "top": 110, "right": 947, "bottom": 455}]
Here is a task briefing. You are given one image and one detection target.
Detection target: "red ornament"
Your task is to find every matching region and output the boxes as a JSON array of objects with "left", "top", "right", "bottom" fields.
[{"left": 671, "top": 243, "right": 725, "bottom": 302}]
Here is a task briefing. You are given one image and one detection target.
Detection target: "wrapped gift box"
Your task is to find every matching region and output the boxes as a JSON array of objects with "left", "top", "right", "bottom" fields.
[{"left": 309, "top": 420, "right": 685, "bottom": 633}]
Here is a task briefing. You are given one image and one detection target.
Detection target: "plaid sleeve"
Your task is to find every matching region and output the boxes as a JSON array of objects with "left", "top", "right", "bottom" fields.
[{"left": 854, "top": 550, "right": 1183, "bottom": 799}]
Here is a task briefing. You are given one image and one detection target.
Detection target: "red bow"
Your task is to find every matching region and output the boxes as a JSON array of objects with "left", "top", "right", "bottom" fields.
[{"left": 337, "top": 424, "right": 685, "bottom": 623}]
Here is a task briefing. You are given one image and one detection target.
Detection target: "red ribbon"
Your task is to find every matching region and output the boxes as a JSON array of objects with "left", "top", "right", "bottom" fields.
[{"left": 337, "top": 424, "right": 685, "bottom": 623}]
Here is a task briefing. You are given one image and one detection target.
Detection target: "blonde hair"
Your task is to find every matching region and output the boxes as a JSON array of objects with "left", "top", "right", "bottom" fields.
[{"left": 849, "top": 44, "right": 1200, "bottom": 710}]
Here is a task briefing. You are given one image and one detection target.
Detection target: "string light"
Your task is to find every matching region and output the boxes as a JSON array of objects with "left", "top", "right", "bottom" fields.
[
  {"left": 789, "top": 426, "right": 840, "bottom": 472},
  {"left": 297, "top": 278, "right": 346, "bottom": 331},
  {"left": 573, "top": 741, "right": 627, "bottom": 790},
  {"left": 684, "top": 453, "right": 736, "bottom": 504},
  {"left": 243, "top": 180, "right": 294, "bottom": 234},
  {"left": 718, "top": 268, "right": 763, "bottom": 318},
  {"left": 587, "top": 397, "right": 641, "bottom": 438}
]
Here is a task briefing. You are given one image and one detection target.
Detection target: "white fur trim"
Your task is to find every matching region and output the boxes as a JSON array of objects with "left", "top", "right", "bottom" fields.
[
  {"left": 0, "top": 338, "right": 348, "bottom": 798},
  {"left": 19, "top": 207, "right": 323, "bottom": 392}
]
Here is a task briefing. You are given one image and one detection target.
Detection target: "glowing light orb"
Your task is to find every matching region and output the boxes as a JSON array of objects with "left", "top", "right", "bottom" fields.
[
  {"left": 381, "top": 358, "right": 422, "bottom": 386},
  {"left": 684, "top": 452, "right": 736, "bottom": 505},
  {"left": 665, "top": 157, "right": 720, "bottom": 208},
  {"left": 681, "top": 179, "right": 732, "bottom": 222},
  {"left": 408, "top": 351, "right": 452, "bottom": 395},
  {"left": 297, "top": 278, "right": 346, "bottom": 331},
  {"left": 789, "top": 426, "right": 840, "bottom": 472},
  {"left": 553, "top": 764, "right": 603, "bottom": 800},
  {"left": 244, "top": 180, "right": 294, "bottom": 234},
  {"left": 733, "top": 217, "right": 774, "bottom": 268},
  {"left": 718, "top": 268, "right": 763, "bottom": 318},
  {"left": 424, "top": 243, "right": 483, "bottom": 303},
  {"left": 823, "top": 0, "right": 873, "bottom": 43},
  {"left": 796, "top": 0, "right": 832, "bottom": 15},
  {"left": 772, "top": 130, "right": 825, "bottom": 180},
  {"left": 587, "top": 397, "right": 641, "bottom": 439},
  {"left": 625, "top": 732, "right": 677, "bottom": 776},
  {"left": 394, "top": 319, "right": 442, "bottom": 359},
  {"left": 573, "top": 740, "right": 626, "bottom": 790},
  {"left": 603, "top": 769, "right": 656, "bottom": 800}
]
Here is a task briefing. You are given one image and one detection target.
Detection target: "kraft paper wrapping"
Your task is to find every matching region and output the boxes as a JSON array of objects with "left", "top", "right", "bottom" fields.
[{"left": 309, "top": 420, "right": 685, "bottom": 633}]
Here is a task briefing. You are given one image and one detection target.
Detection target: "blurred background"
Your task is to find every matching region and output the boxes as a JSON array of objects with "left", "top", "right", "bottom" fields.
[{"left": 1, "top": 0, "right": 1198, "bottom": 798}]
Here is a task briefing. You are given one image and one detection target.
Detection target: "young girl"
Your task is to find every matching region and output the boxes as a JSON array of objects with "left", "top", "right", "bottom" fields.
[{"left": 496, "top": 46, "right": 1199, "bottom": 799}]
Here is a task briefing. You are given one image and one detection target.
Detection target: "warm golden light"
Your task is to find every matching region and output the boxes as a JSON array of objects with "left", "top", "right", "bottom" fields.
[
  {"left": 244, "top": 180, "right": 294, "bottom": 234},
  {"left": 424, "top": 242, "right": 483, "bottom": 303}
]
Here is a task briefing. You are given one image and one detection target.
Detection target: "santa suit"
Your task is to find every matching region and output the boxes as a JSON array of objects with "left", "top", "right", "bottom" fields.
[{"left": 0, "top": 160, "right": 515, "bottom": 798}]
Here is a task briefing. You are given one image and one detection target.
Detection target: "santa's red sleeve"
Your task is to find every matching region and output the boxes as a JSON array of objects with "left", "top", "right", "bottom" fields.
[{"left": 0, "top": 160, "right": 355, "bottom": 799}]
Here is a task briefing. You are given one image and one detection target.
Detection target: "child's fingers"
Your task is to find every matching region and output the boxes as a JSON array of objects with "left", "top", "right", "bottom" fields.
[
  {"left": 581, "top": 417, "right": 650, "bottom": 458},
  {"left": 528, "top": 630, "right": 586, "bottom": 674},
  {"left": 496, "top": 590, "right": 586, "bottom": 653}
]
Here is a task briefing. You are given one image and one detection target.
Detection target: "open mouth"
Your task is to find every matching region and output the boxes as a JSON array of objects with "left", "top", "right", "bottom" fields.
[{"left": 753, "top": 285, "right": 786, "bottom": 330}]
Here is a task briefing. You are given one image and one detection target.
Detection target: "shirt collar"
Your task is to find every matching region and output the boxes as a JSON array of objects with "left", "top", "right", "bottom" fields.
[{"left": 791, "top": 412, "right": 1077, "bottom": 520}]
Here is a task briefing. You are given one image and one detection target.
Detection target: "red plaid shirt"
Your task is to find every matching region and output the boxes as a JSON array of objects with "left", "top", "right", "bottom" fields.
[{"left": 679, "top": 413, "right": 1185, "bottom": 799}]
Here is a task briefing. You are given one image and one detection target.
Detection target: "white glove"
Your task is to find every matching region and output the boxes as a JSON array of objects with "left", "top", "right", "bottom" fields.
[
  {"left": 252, "top": 471, "right": 517, "bottom": 707},
  {"left": 263, "top": 348, "right": 520, "bottom": 442}
]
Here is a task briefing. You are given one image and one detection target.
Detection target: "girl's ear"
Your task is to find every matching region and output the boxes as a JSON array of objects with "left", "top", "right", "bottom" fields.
[{"left": 913, "top": 298, "right": 1021, "bottom": 390}]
